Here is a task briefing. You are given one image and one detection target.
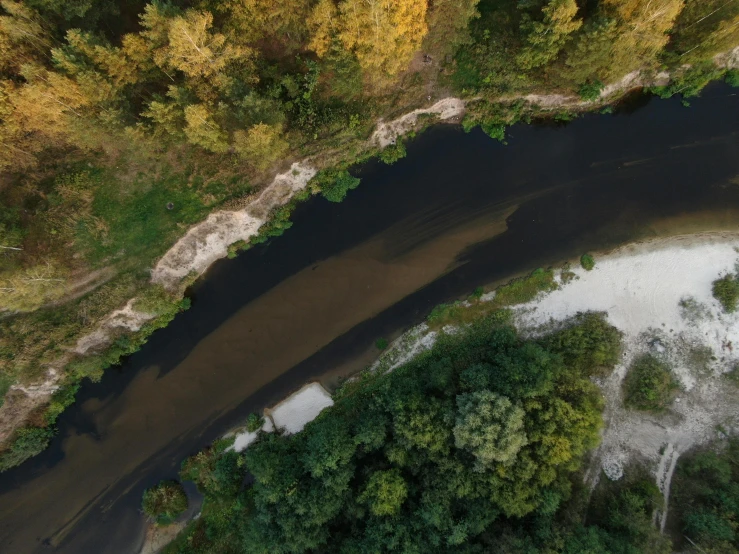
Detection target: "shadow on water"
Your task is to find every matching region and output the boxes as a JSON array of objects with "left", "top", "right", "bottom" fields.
[{"left": 0, "top": 84, "right": 738, "bottom": 553}]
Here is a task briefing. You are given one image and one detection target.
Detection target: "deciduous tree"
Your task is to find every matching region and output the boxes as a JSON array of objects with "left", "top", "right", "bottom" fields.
[
  {"left": 232, "top": 122, "right": 288, "bottom": 170},
  {"left": 336, "top": 0, "right": 429, "bottom": 81},
  {"left": 518, "top": 0, "right": 583, "bottom": 69},
  {"left": 454, "top": 390, "right": 527, "bottom": 468},
  {"left": 183, "top": 103, "right": 228, "bottom": 153}
]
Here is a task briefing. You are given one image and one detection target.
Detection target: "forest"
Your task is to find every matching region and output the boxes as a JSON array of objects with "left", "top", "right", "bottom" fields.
[
  {"left": 160, "top": 311, "right": 738, "bottom": 554},
  {"left": 1, "top": 0, "right": 739, "bottom": 468}
]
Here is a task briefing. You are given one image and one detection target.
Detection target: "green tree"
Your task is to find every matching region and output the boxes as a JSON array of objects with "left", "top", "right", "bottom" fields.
[
  {"left": 233, "top": 123, "right": 289, "bottom": 170},
  {"left": 622, "top": 354, "right": 679, "bottom": 412},
  {"left": 454, "top": 390, "right": 527, "bottom": 467},
  {"left": 183, "top": 104, "right": 228, "bottom": 153},
  {"left": 518, "top": 0, "right": 583, "bottom": 70},
  {"left": 359, "top": 469, "right": 408, "bottom": 516}
]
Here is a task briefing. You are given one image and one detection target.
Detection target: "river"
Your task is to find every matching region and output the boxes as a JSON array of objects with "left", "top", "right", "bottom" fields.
[{"left": 0, "top": 85, "right": 738, "bottom": 553}]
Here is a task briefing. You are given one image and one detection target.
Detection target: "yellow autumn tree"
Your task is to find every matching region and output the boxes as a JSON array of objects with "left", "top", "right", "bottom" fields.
[
  {"left": 6, "top": 66, "right": 91, "bottom": 160},
  {"left": 0, "top": 80, "right": 41, "bottom": 171},
  {"left": 605, "top": 0, "right": 685, "bottom": 76},
  {"left": 308, "top": 0, "right": 338, "bottom": 57},
  {"left": 518, "top": 0, "right": 583, "bottom": 70},
  {"left": 0, "top": 0, "right": 51, "bottom": 74},
  {"left": 233, "top": 123, "right": 289, "bottom": 170},
  {"left": 330, "top": 0, "right": 428, "bottom": 82},
  {"left": 183, "top": 104, "right": 229, "bottom": 153},
  {"left": 219, "top": 0, "right": 312, "bottom": 48},
  {"left": 160, "top": 11, "right": 245, "bottom": 79}
]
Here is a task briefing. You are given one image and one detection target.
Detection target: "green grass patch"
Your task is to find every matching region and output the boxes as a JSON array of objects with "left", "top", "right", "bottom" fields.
[
  {"left": 622, "top": 354, "right": 679, "bottom": 412},
  {"left": 649, "top": 63, "right": 727, "bottom": 102},
  {"left": 580, "top": 253, "right": 595, "bottom": 271},
  {"left": 312, "top": 169, "right": 361, "bottom": 203},
  {"left": 426, "top": 269, "right": 555, "bottom": 329},
  {"left": 246, "top": 413, "right": 264, "bottom": 433},
  {"left": 725, "top": 364, "right": 739, "bottom": 385},
  {"left": 579, "top": 80, "right": 605, "bottom": 101},
  {"left": 76, "top": 169, "right": 215, "bottom": 266},
  {"left": 227, "top": 240, "right": 249, "bottom": 259},
  {"left": 379, "top": 141, "right": 407, "bottom": 165},
  {"left": 0, "top": 426, "right": 54, "bottom": 472},
  {"left": 493, "top": 267, "right": 557, "bottom": 306},
  {"left": 712, "top": 274, "right": 739, "bottom": 313}
]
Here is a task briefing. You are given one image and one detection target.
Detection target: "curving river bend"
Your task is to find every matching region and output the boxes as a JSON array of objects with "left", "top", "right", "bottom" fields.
[{"left": 1, "top": 85, "right": 738, "bottom": 553}]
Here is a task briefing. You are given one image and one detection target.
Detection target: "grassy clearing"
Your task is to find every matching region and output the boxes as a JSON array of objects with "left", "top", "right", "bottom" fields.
[{"left": 622, "top": 354, "right": 680, "bottom": 412}]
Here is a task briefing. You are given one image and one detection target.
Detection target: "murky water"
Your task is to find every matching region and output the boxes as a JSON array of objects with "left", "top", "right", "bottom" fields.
[{"left": 0, "top": 85, "right": 738, "bottom": 554}]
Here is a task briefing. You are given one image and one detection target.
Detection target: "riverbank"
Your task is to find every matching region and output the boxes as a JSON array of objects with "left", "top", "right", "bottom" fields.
[
  {"left": 156, "top": 231, "right": 739, "bottom": 553},
  {"left": 3, "top": 56, "right": 738, "bottom": 472},
  {"left": 149, "top": 232, "right": 739, "bottom": 553},
  {"left": 375, "top": 231, "right": 739, "bottom": 532}
]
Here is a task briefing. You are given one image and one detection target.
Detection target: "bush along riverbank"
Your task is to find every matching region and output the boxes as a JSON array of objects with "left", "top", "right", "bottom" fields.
[
  {"left": 3, "top": 0, "right": 739, "bottom": 470},
  {"left": 158, "top": 235, "right": 739, "bottom": 553}
]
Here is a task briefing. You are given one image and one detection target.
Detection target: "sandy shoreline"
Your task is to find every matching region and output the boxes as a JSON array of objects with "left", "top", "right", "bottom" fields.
[{"left": 367, "top": 231, "right": 739, "bottom": 530}]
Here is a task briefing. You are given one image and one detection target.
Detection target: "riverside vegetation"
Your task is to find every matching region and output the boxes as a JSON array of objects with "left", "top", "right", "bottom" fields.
[
  {"left": 1, "top": 0, "right": 739, "bottom": 470},
  {"left": 163, "top": 309, "right": 628, "bottom": 553},
  {"left": 161, "top": 300, "right": 738, "bottom": 554}
]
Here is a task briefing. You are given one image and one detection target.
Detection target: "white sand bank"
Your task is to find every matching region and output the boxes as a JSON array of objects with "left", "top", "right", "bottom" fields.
[
  {"left": 228, "top": 382, "right": 333, "bottom": 453},
  {"left": 270, "top": 382, "right": 334, "bottom": 434},
  {"left": 151, "top": 162, "right": 316, "bottom": 289},
  {"left": 371, "top": 98, "right": 466, "bottom": 148}
]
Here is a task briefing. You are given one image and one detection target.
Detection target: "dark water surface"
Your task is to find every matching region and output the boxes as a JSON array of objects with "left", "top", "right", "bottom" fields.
[{"left": 1, "top": 86, "right": 738, "bottom": 554}]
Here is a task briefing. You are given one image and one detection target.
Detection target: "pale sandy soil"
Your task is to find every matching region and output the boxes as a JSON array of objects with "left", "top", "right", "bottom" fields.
[
  {"left": 371, "top": 97, "right": 466, "bottom": 148},
  {"left": 227, "top": 382, "right": 333, "bottom": 453},
  {"left": 138, "top": 521, "right": 187, "bottom": 554},
  {"left": 152, "top": 162, "right": 316, "bottom": 288}
]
